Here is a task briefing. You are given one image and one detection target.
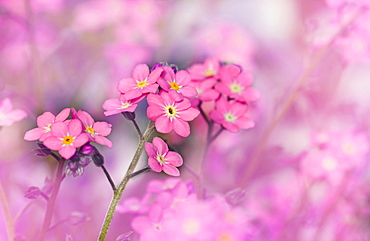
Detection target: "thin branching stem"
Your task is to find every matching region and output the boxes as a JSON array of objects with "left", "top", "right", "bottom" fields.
[
  {"left": 101, "top": 165, "right": 116, "bottom": 191},
  {"left": 98, "top": 121, "right": 155, "bottom": 240}
]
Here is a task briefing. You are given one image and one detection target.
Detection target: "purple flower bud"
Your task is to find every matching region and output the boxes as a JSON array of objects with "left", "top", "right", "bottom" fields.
[
  {"left": 80, "top": 143, "right": 94, "bottom": 156},
  {"left": 122, "top": 111, "right": 136, "bottom": 121},
  {"left": 151, "top": 62, "right": 164, "bottom": 71},
  {"left": 24, "top": 186, "right": 41, "bottom": 199}
]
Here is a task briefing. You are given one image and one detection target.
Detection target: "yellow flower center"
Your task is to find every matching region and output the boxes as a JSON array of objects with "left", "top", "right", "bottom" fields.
[
  {"left": 170, "top": 82, "right": 180, "bottom": 91},
  {"left": 137, "top": 80, "right": 148, "bottom": 88},
  {"left": 45, "top": 123, "right": 52, "bottom": 132},
  {"left": 165, "top": 105, "right": 177, "bottom": 118},
  {"left": 120, "top": 102, "right": 131, "bottom": 109},
  {"left": 224, "top": 113, "right": 236, "bottom": 123},
  {"left": 204, "top": 69, "right": 216, "bottom": 77},
  {"left": 62, "top": 136, "right": 74, "bottom": 145},
  {"left": 229, "top": 83, "right": 243, "bottom": 94},
  {"left": 86, "top": 126, "right": 95, "bottom": 134},
  {"left": 156, "top": 155, "right": 166, "bottom": 164}
]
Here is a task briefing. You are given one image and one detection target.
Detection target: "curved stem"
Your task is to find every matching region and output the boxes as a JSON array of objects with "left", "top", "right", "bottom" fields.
[
  {"left": 101, "top": 165, "right": 116, "bottom": 191},
  {"left": 0, "top": 181, "right": 14, "bottom": 241},
  {"left": 131, "top": 119, "right": 143, "bottom": 140},
  {"left": 98, "top": 121, "right": 155, "bottom": 240},
  {"left": 37, "top": 159, "right": 65, "bottom": 241}
]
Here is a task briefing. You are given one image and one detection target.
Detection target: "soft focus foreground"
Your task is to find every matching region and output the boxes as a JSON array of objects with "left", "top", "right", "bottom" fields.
[{"left": 1, "top": 0, "right": 370, "bottom": 241}]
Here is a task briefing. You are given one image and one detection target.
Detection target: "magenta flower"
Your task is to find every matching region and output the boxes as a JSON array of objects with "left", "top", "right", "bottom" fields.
[
  {"left": 187, "top": 57, "right": 221, "bottom": 81},
  {"left": 209, "top": 97, "right": 254, "bottom": 132},
  {"left": 145, "top": 137, "right": 183, "bottom": 176},
  {"left": 73, "top": 109, "right": 112, "bottom": 148},
  {"left": 157, "top": 66, "right": 198, "bottom": 102},
  {"left": 43, "top": 119, "right": 89, "bottom": 159},
  {"left": 102, "top": 94, "right": 144, "bottom": 116},
  {"left": 215, "top": 64, "right": 260, "bottom": 102},
  {"left": 24, "top": 108, "right": 70, "bottom": 141},
  {"left": 117, "top": 64, "right": 162, "bottom": 100},
  {"left": 146, "top": 92, "right": 200, "bottom": 137},
  {"left": 0, "top": 98, "right": 27, "bottom": 126}
]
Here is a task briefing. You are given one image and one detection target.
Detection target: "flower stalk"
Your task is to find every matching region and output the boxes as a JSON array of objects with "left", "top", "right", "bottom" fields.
[{"left": 98, "top": 120, "right": 155, "bottom": 240}]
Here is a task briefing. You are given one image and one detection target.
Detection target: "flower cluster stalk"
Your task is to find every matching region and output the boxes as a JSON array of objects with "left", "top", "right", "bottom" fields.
[{"left": 98, "top": 121, "right": 155, "bottom": 240}]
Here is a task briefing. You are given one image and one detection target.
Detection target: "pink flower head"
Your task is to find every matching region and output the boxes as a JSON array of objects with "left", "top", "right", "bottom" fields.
[
  {"left": 0, "top": 98, "right": 27, "bottom": 127},
  {"left": 215, "top": 64, "right": 260, "bottom": 103},
  {"left": 188, "top": 78, "right": 220, "bottom": 107},
  {"left": 24, "top": 108, "right": 70, "bottom": 141},
  {"left": 157, "top": 66, "right": 198, "bottom": 102},
  {"left": 209, "top": 97, "right": 254, "bottom": 132},
  {"left": 43, "top": 119, "right": 89, "bottom": 159},
  {"left": 147, "top": 92, "right": 200, "bottom": 137},
  {"left": 102, "top": 94, "right": 144, "bottom": 116},
  {"left": 117, "top": 64, "right": 162, "bottom": 100},
  {"left": 187, "top": 57, "right": 221, "bottom": 81},
  {"left": 145, "top": 137, "right": 183, "bottom": 176},
  {"left": 72, "top": 109, "right": 112, "bottom": 148}
]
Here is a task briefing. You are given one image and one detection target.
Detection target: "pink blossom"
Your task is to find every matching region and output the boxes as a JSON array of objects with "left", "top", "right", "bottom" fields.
[
  {"left": 157, "top": 66, "right": 198, "bottom": 102},
  {"left": 43, "top": 119, "right": 89, "bottom": 159},
  {"left": 209, "top": 97, "right": 254, "bottom": 132},
  {"left": 117, "top": 64, "right": 162, "bottom": 100},
  {"left": 146, "top": 178, "right": 182, "bottom": 194},
  {"left": 102, "top": 94, "right": 144, "bottom": 116},
  {"left": 0, "top": 98, "right": 27, "bottom": 127},
  {"left": 187, "top": 57, "right": 221, "bottom": 81},
  {"left": 24, "top": 108, "right": 70, "bottom": 141},
  {"left": 145, "top": 137, "right": 183, "bottom": 176},
  {"left": 215, "top": 64, "right": 260, "bottom": 102},
  {"left": 188, "top": 78, "right": 220, "bottom": 106},
  {"left": 72, "top": 109, "right": 112, "bottom": 148},
  {"left": 146, "top": 92, "right": 200, "bottom": 137}
]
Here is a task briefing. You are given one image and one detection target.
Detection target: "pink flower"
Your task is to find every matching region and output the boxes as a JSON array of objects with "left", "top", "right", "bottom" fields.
[
  {"left": 209, "top": 97, "right": 254, "bottom": 132},
  {"left": 43, "top": 119, "right": 89, "bottom": 159},
  {"left": 0, "top": 98, "right": 27, "bottom": 126},
  {"left": 187, "top": 57, "right": 221, "bottom": 81},
  {"left": 72, "top": 109, "right": 112, "bottom": 148},
  {"left": 117, "top": 64, "right": 162, "bottom": 100},
  {"left": 188, "top": 78, "right": 220, "bottom": 106},
  {"left": 102, "top": 94, "right": 144, "bottom": 116},
  {"left": 146, "top": 92, "right": 200, "bottom": 137},
  {"left": 157, "top": 66, "right": 198, "bottom": 102},
  {"left": 24, "top": 108, "right": 70, "bottom": 141},
  {"left": 215, "top": 64, "right": 260, "bottom": 102},
  {"left": 145, "top": 137, "right": 183, "bottom": 176}
]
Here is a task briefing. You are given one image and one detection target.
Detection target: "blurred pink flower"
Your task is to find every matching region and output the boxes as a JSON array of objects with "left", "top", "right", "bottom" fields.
[
  {"left": 188, "top": 78, "right": 220, "bottom": 107},
  {"left": 43, "top": 119, "right": 89, "bottom": 159},
  {"left": 209, "top": 97, "right": 254, "bottom": 132},
  {"left": 72, "top": 109, "right": 113, "bottom": 148},
  {"left": 103, "top": 94, "right": 143, "bottom": 116},
  {"left": 187, "top": 57, "right": 221, "bottom": 81},
  {"left": 0, "top": 98, "right": 27, "bottom": 126},
  {"left": 145, "top": 137, "right": 183, "bottom": 176},
  {"left": 157, "top": 66, "right": 198, "bottom": 102},
  {"left": 146, "top": 92, "right": 200, "bottom": 137},
  {"left": 117, "top": 64, "right": 162, "bottom": 100},
  {"left": 24, "top": 108, "right": 70, "bottom": 141},
  {"left": 216, "top": 64, "right": 260, "bottom": 103}
]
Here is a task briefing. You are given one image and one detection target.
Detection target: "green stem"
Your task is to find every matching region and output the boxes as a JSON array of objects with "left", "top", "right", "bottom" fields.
[
  {"left": 37, "top": 159, "right": 65, "bottom": 241},
  {"left": 98, "top": 121, "right": 155, "bottom": 240}
]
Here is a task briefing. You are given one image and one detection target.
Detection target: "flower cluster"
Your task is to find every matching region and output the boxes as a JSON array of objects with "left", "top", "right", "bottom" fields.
[
  {"left": 24, "top": 108, "right": 112, "bottom": 160},
  {"left": 187, "top": 57, "right": 259, "bottom": 132},
  {"left": 118, "top": 178, "right": 253, "bottom": 241},
  {"left": 103, "top": 63, "right": 200, "bottom": 138}
]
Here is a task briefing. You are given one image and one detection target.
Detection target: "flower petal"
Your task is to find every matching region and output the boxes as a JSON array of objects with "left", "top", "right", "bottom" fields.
[
  {"left": 24, "top": 128, "right": 45, "bottom": 141},
  {"left": 133, "top": 64, "right": 150, "bottom": 81},
  {"left": 155, "top": 116, "right": 173, "bottom": 134},
  {"left": 172, "top": 118, "right": 190, "bottom": 137},
  {"left": 94, "top": 135, "right": 112, "bottom": 148},
  {"left": 59, "top": 145, "right": 77, "bottom": 159},
  {"left": 162, "top": 165, "right": 180, "bottom": 176},
  {"left": 43, "top": 136, "right": 62, "bottom": 150},
  {"left": 152, "top": 137, "right": 168, "bottom": 155},
  {"left": 148, "top": 157, "right": 162, "bottom": 172},
  {"left": 165, "top": 151, "right": 183, "bottom": 167}
]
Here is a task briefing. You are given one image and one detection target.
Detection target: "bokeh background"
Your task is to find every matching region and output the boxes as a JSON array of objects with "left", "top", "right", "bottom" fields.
[{"left": 1, "top": 0, "right": 370, "bottom": 240}]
